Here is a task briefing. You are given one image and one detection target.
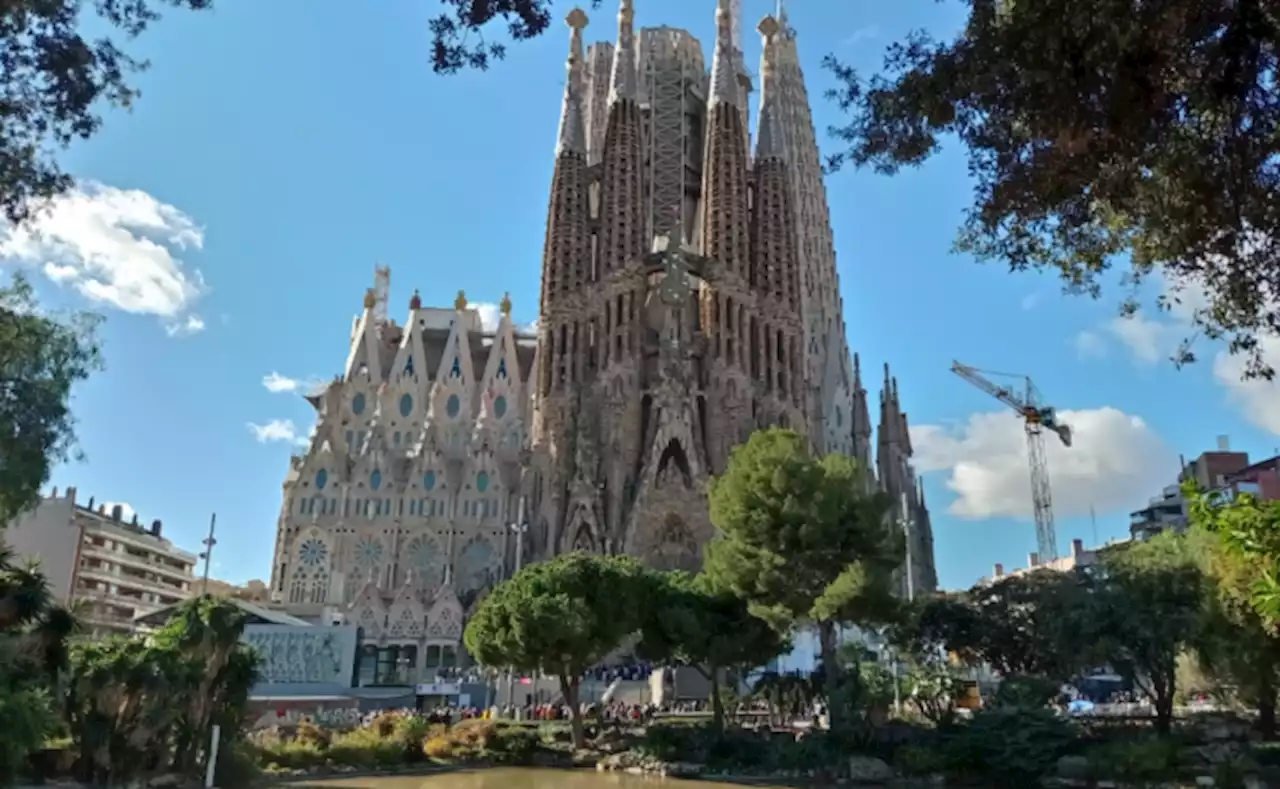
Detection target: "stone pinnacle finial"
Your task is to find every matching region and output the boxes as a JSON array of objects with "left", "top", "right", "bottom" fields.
[
  {"left": 455, "top": 289, "right": 468, "bottom": 311},
  {"left": 409, "top": 289, "right": 422, "bottom": 310},
  {"left": 363, "top": 288, "right": 376, "bottom": 310},
  {"left": 758, "top": 15, "right": 780, "bottom": 39},
  {"left": 566, "top": 7, "right": 588, "bottom": 31},
  {"left": 500, "top": 292, "right": 512, "bottom": 316},
  {"left": 609, "top": 0, "right": 637, "bottom": 103}
]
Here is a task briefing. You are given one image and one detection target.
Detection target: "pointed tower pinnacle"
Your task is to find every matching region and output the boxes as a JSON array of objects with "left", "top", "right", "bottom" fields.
[
  {"left": 709, "top": 0, "right": 741, "bottom": 109},
  {"left": 608, "top": 0, "right": 637, "bottom": 104},
  {"left": 557, "top": 8, "right": 589, "bottom": 156},
  {"left": 755, "top": 16, "right": 785, "bottom": 160}
]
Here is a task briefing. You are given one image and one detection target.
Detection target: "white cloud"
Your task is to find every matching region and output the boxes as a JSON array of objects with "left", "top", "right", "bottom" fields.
[
  {"left": 263, "top": 372, "right": 301, "bottom": 393},
  {"left": 248, "top": 419, "right": 308, "bottom": 445},
  {"left": 1021, "top": 293, "right": 1041, "bottom": 311},
  {"left": 0, "top": 182, "right": 207, "bottom": 335},
  {"left": 473, "top": 302, "right": 501, "bottom": 332},
  {"left": 101, "top": 501, "right": 136, "bottom": 522},
  {"left": 843, "top": 25, "right": 880, "bottom": 45},
  {"left": 911, "top": 407, "right": 1178, "bottom": 520},
  {"left": 1106, "top": 314, "right": 1172, "bottom": 365},
  {"left": 1213, "top": 335, "right": 1280, "bottom": 436},
  {"left": 1073, "top": 330, "right": 1107, "bottom": 359}
]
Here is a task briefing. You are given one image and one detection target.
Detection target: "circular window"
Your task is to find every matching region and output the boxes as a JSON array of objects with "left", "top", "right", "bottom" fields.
[
  {"left": 352, "top": 392, "right": 366, "bottom": 415},
  {"left": 299, "top": 538, "right": 328, "bottom": 567},
  {"left": 423, "top": 470, "right": 436, "bottom": 491},
  {"left": 493, "top": 394, "right": 507, "bottom": 419},
  {"left": 371, "top": 469, "right": 382, "bottom": 490},
  {"left": 315, "top": 469, "right": 328, "bottom": 490},
  {"left": 446, "top": 394, "right": 461, "bottom": 418},
  {"left": 476, "top": 472, "right": 490, "bottom": 493},
  {"left": 399, "top": 393, "right": 413, "bottom": 417},
  {"left": 355, "top": 536, "right": 383, "bottom": 567}
]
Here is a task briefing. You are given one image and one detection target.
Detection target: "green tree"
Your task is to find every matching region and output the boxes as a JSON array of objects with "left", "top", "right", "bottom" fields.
[
  {"left": 703, "top": 428, "right": 902, "bottom": 733},
  {"left": 1191, "top": 486, "right": 1280, "bottom": 627},
  {"left": 636, "top": 571, "right": 786, "bottom": 732},
  {"left": 901, "top": 572, "right": 1087, "bottom": 682},
  {"left": 0, "top": 274, "right": 103, "bottom": 528},
  {"left": 824, "top": 0, "right": 1280, "bottom": 379},
  {"left": 2, "top": 0, "right": 212, "bottom": 224},
  {"left": 0, "top": 552, "right": 77, "bottom": 787},
  {"left": 1186, "top": 507, "right": 1280, "bottom": 737},
  {"left": 1092, "top": 535, "right": 1205, "bottom": 734},
  {"left": 463, "top": 552, "right": 649, "bottom": 748}
]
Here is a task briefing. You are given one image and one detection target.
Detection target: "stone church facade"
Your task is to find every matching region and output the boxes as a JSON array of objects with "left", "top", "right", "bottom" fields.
[{"left": 266, "top": 0, "right": 937, "bottom": 674}]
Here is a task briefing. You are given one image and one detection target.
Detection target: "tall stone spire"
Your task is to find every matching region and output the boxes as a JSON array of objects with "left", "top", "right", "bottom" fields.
[
  {"left": 537, "top": 9, "right": 592, "bottom": 320},
  {"left": 608, "top": 0, "right": 638, "bottom": 103},
  {"left": 850, "top": 353, "right": 874, "bottom": 476},
  {"left": 751, "top": 15, "right": 796, "bottom": 309},
  {"left": 596, "top": 0, "right": 646, "bottom": 275},
  {"left": 700, "top": 0, "right": 750, "bottom": 281}
]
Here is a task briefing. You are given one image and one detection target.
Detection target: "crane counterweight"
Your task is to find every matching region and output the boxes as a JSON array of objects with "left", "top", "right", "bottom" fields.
[{"left": 950, "top": 361, "right": 1071, "bottom": 562}]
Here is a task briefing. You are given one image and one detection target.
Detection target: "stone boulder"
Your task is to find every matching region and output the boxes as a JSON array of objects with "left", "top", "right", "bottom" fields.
[{"left": 848, "top": 756, "right": 895, "bottom": 784}]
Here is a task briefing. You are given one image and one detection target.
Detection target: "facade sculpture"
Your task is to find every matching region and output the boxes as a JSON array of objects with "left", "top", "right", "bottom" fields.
[{"left": 267, "top": 0, "right": 937, "bottom": 676}]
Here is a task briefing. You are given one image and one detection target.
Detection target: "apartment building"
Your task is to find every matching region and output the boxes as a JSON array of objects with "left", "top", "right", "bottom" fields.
[
  {"left": 2, "top": 487, "right": 198, "bottom": 637},
  {"left": 1130, "top": 438, "right": 1279, "bottom": 542}
]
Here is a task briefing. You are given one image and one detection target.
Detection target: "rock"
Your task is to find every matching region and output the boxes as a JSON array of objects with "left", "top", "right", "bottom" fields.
[
  {"left": 847, "top": 756, "right": 895, "bottom": 784},
  {"left": 1057, "top": 755, "right": 1092, "bottom": 780}
]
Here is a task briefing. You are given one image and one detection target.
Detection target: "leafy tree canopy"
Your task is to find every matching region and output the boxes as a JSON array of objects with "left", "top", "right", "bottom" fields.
[
  {"left": 704, "top": 428, "right": 901, "bottom": 733},
  {"left": 427, "top": 0, "right": 603, "bottom": 74},
  {"left": 825, "top": 0, "right": 1280, "bottom": 379},
  {"left": 0, "top": 274, "right": 102, "bottom": 527},
  {"left": 705, "top": 428, "right": 901, "bottom": 631},
  {"left": 2, "top": 0, "right": 211, "bottom": 224},
  {"left": 463, "top": 551, "right": 649, "bottom": 746},
  {"left": 1190, "top": 486, "right": 1280, "bottom": 628},
  {"left": 637, "top": 570, "right": 786, "bottom": 730},
  {"left": 1090, "top": 535, "right": 1205, "bottom": 732},
  {"left": 896, "top": 570, "right": 1087, "bottom": 681}
]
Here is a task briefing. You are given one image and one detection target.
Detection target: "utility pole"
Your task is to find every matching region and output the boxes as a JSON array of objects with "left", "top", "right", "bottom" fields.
[
  {"left": 199, "top": 513, "right": 217, "bottom": 596},
  {"left": 505, "top": 497, "right": 529, "bottom": 714}
]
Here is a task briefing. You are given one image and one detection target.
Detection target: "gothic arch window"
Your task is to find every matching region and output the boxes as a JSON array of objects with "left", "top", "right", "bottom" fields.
[
  {"left": 656, "top": 439, "right": 693, "bottom": 488},
  {"left": 289, "top": 571, "right": 308, "bottom": 603},
  {"left": 308, "top": 573, "right": 329, "bottom": 604}
]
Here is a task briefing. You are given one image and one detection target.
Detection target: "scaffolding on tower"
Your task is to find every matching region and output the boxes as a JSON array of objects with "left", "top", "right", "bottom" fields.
[{"left": 950, "top": 361, "right": 1073, "bottom": 562}]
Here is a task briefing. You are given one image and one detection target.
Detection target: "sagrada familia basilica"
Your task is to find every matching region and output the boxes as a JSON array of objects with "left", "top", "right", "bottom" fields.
[{"left": 268, "top": 0, "right": 938, "bottom": 660}]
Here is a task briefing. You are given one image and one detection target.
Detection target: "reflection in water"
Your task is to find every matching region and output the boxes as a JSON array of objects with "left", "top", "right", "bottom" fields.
[{"left": 292, "top": 768, "right": 787, "bottom": 789}]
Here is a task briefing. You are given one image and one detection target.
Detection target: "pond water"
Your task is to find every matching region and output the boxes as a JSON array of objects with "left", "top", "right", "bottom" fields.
[{"left": 293, "top": 769, "right": 789, "bottom": 789}]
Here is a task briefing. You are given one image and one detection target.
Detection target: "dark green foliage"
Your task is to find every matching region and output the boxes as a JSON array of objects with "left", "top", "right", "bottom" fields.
[
  {"left": 704, "top": 428, "right": 901, "bottom": 733},
  {"left": 637, "top": 570, "right": 786, "bottom": 732},
  {"left": 2, "top": 0, "right": 212, "bottom": 224},
  {"left": 940, "top": 706, "right": 1076, "bottom": 787},
  {"left": 992, "top": 675, "right": 1063, "bottom": 709},
  {"left": 1093, "top": 535, "right": 1205, "bottom": 734},
  {"left": 824, "top": 0, "right": 1280, "bottom": 380},
  {"left": 0, "top": 274, "right": 102, "bottom": 528},
  {"left": 63, "top": 596, "right": 261, "bottom": 787},
  {"left": 427, "top": 0, "right": 604, "bottom": 74},
  {"left": 1084, "top": 737, "right": 1183, "bottom": 783},
  {"left": 463, "top": 552, "right": 650, "bottom": 748}
]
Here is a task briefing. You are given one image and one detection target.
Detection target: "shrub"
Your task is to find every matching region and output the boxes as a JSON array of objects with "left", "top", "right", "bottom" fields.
[
  {"left": 488, "top": 726, "right": 539, "bottom": 764},
  {"left": 212, "top": 739, "right": 261, "bottom": 788},
  {"left": 393, "top": 715, "right": 431, "bottom": 762},
  {"left": 993, "top": 676, "right": 1062, "bottom": 708},
  {"left": 327, "top": 728, "right": 402, "bottom": 768},
  {"left": 255, "top": 738, "right": 326, "bottom": 770},
  {"left": 941, "top": 706, "right": 1076, "bottom": 787},
  {"left": 295, "top": 720, "right": 331, "bottom": 749},
  {"left": 895, "top": 744, "right": 946, "bottom": 776},
  {"left": 1085, "top": 738, "right": 1182, "bottom": 783},
  {"left": 423, "top": 736, "right": 455, "bottom": 761}
]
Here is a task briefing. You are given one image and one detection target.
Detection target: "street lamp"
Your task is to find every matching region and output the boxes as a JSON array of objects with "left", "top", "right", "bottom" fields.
[{"left": 505, "top": 497, "right": 529, "bottom": 715}]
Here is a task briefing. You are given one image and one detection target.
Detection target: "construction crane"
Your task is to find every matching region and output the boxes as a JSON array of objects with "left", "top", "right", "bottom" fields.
[{"left": 950, "top": 361, "right": 1073, "bottom": 562}]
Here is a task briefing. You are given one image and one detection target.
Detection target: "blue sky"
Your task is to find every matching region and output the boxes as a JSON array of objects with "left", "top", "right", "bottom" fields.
[{"left": 5, "top": 0, "right": 1278, "bottom": 591}]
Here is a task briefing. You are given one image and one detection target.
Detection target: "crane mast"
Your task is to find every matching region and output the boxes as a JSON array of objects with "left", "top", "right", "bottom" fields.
[{"left": 950, "top": 361, "right": 1073, "bottom": 563}]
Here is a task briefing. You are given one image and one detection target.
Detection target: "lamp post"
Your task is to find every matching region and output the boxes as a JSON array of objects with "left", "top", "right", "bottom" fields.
[
  {"left": 199, "top": 513, "right": 217, "bottom": 596},
  {"left": 505, "top": 497, "right": 529, "bottom": 714}
]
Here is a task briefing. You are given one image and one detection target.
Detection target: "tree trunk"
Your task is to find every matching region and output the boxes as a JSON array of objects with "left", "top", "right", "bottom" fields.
[
  {"left": 708, "top": 667, "right": 725, "bottom": 733},
  {"left": 1257, "top": 664, "right": 1278, "bottom": 740},
  {"left": 1152, "top": 674, "right": 1174, "bottom": 736},
  {"left": 818, "top": 620, "right": 844, "bottom": 732},
  {"left": 559, "top": 674, "right": 585, "bottom": 749}
]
